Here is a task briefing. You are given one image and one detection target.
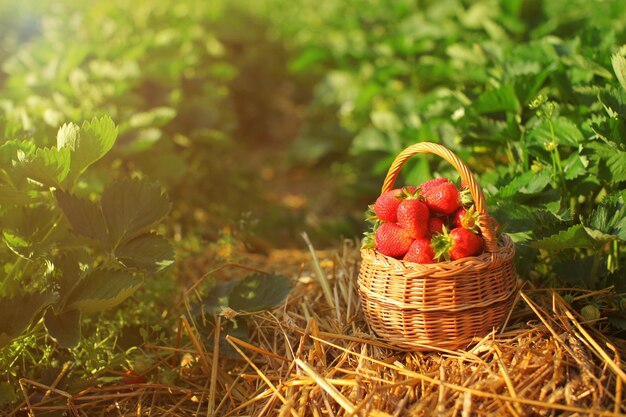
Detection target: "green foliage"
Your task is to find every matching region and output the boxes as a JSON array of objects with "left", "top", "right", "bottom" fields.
[
  {"left": 247, "top": 0, "right": 626, "bottom": 291},
  {"left": 228, "top": 273, "right": 292, "bottom": 312},
  {"left": 0, "top": 118, "right": 173, "bottom": 349},
  {"left": 188, "top": 272, "right": 292, "bottom": 356}
]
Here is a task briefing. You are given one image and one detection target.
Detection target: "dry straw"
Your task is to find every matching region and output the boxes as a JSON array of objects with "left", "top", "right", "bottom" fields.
[
  {"left": 359, "top": 142, "right": 517, "bottom": 350},
  {"left": 10, "top": 245, "right": 626, "bottom": 416}
]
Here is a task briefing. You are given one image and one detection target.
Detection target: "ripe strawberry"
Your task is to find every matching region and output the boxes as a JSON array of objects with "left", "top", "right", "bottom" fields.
[
  {"left": 428, "top": 217, "right": 445, "bottom": 235},
  {"left": 452, "top": 205, "right": 479, "bottom": 231},
  {"left": 432, "top": 226, "right": 484, "bottom": 261},
  {"left": 419, "top": 178, "right": 449, "bottom": 193},
  {"left": 397, "top": 197, "right": 430, "bottom": 238},
  {"left": 375, "top": 222, "right": 414, "bottom": 258},
  {"left": 372, "top": 186, "right": 416, "bottom": 223},
  {"left": 403, "top": 237, "right": 436, "bottom": 264},
  {"left": 422, "top": 181, "right": 461, "bottom": 215}
]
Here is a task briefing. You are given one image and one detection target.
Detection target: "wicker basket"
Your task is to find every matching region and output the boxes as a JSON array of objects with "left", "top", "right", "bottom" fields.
[{"left": 358, "top": 142, "right": 517, "bottom": 350}]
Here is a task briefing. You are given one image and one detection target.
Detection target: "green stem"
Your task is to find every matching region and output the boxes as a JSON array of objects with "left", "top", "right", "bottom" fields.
[
  {"left": 608, "top": 240, "right": 620, "bottom": 273},
  {"left": 547, "top": 118, "right": 567, "bottom": 199}
]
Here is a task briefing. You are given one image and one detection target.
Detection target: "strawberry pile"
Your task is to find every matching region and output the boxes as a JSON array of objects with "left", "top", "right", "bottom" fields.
[{"left": 364, "top": 178, "right": 486, "bottom": 264}]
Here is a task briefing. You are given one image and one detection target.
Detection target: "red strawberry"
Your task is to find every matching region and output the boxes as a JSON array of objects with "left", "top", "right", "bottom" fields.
[
  {"left": 452, "top": 205, "right": 479, "bottom": 231},
  {"left": 372, "top": 186, "right": 416, "bottom": 223},
  {"left": 422, "top": 182, "right": 461, "bottom": 215},
  {"left": 419, "top": 178, "right": 449, "bottom": 193},
  {"left": 403, "top": 238, "right": 436, "bottom": 264},
  {"left": 428, "top": 217, "right": 445, "bottom": 235},
  {"left": 432, "top": 227, "right": 484, "bottom": 261},
  {"left": 397, "top": 197, "right": 430, "bottom": 238},
  {"left": 375, "top": 223, "right": 414, "bottom": 258}
]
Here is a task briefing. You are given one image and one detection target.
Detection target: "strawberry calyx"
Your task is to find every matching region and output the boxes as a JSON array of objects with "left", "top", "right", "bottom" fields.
[
  {"left": 361, "top": 231, "right": 376, "bottom": 249},
  {"left": 453, "top": 205, "right": 479, "bottom": 232},
  {"left": 460, "top": 188, "right": 473, "bottom": 206},
  {"left": 431, "top": 226, "right": 452, "bottom": 262}
]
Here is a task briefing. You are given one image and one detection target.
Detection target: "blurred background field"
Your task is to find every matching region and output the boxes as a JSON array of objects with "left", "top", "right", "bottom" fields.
[{"left": 2, "top": 0, "right": 626, "bottom": 414}]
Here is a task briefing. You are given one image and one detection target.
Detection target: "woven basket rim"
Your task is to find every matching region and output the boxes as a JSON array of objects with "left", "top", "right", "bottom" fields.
[{"left": 361, "top": 233, "right": 515, "bottom": 277}]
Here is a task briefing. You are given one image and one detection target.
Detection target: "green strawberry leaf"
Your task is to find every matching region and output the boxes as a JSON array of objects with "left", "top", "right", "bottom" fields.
[
  {"left": 3, "top": 231, "right": 32, "bottom": 259},
  {"left": 101, "top": 178, "right": 171, "bottom": 247},
  {"left": 529, "top": 117, "right": 584, "bottom": 148},
  {"left": 55, "top": 190, "right": 109, "bottom": 246},
  {"left": 0, "top": 140, "right": 36, "bottom": 164},
  {"left": 228, "top": 273, "right": 291, "bottom": 312},
  {"left": 17, "top": 146, "right": 71, "bottom": 188},
  {"left": 54, "top": 253, "right": 83, "bottom": 297},
  {"left": 590, "top": 117, "right": 626, "bottom": 147},
  {"left": 0, "top": 185, "right": 38, "bottom": 206},
  {"left": 496, "top": 169, "right": 552, "bottom": 199},
  {"left": 599, "top": 87, "right": 626, "bottom": 119},
  {"left": 611, "top": 53, "right": 626, "bottom": 93},
  {"left": 529, "top": 224, "right": 598, "bottom": 250},
  {"left": 115, "top": 232, "right": 175, "bottom": 273},
  {"left": 605, "top": 150, "right": 626, "bottom": 183},
  {"left": 0, "top": 292, "right": 58, "bottom": 348},
  {"left": 562, "top": 152, "right": 589, "bottom": 180},
  {"left": 43, "top": 308, "right": 81, "bottom": 348},
  {"left": 59, "top": 116, "right": 118, "bottom": 185},
  {"left": 1, "top": 206, "right": 59, "bottom": 259},
  {"left": 65, "top": 269, "right": 142, "bottom": 314},
  {"left": 56, "top": 122, "right": 81, "bottom": 150},
  {"left": 584, "top": 191, "right": 626, "bottom": 241},
  {"left": 474, "top": 84, "right": 520, "bottom": 115},
  {"left": 552, "top": 256, "right": 595, "bottom": 286}
]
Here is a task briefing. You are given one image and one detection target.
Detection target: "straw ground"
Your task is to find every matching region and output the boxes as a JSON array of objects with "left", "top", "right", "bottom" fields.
[{"left": 10, "top": 239, "right": 626, "bottom": 416}]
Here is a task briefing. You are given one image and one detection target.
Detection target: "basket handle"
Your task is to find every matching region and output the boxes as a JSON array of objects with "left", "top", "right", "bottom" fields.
[{"left": 381, "top": 142, "right": 498, "bottom": 253}]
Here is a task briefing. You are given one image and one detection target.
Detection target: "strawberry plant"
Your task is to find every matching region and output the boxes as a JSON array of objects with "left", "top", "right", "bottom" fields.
[
  {"left": 249, "top": 0, "right": 626, "bottom": 294},
  {"left": 0, "top": 116, "right": 173, "bottom": 348}
]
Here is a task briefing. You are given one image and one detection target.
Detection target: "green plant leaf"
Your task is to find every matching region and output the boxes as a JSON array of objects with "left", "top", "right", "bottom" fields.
[
  {"left": 562, "top": 151, "right": 588, "bottom": 180},
  {"left": 605, "top": 150, "right": 626, "bottom": 183},
  {"left": 3, "top": 231, "right": 32, "bottom": 259},
  {"left": 585, "top": 192, "right": 626, "bottom": 241},
  {"left": 228, "top": 273, "right": 291, "bottom": 312},
  {"left": 474, "top": 84, "right": 520, "bottom": 114},
  {"left": 612, "top": 53, "right": 626, "bottom": 92},
  {"left": 529, "top": 224, "right": 598, "bottom": 250},
  {"left": 590, "top": 116, "right": 626, "bottom": 147},
  {"left": 497, "top": 169, "right": 552, "bottom": 199},
  {"left": 101, "top": 178, "right": 171, "bottom": 246},
  {"left": 58, "top": 116, "right": 118, "bottom": 185},
  {"left": 65, "top": 269, "right": 142, "bottom": 314},
  {"left": 0, "top": 185, "right": 38, "bottom": 206},
  {"left": 115, "top": 233, "right": 174, "bottom": 273},
  {"left": 17, "top": 146, "right": 71, "bottom": 188},
  {"left": 599, "top": 87, "right": 626, "bottom": 119},
  {"left": 54, "top": 253, "right": 83, "bottom": 297},
  {"left": 529, "top": 117, "right": 584, "bottom": 147},
  {"left": 552, "top": 256, "right": 595, "bottom": 286},
  {"left": 43, "top": 308, "right": 81, "bottom": 348},
  {"left": 0, "top": 292, "right": 58, "bottom": 348},
  {"left": 55, "top": 190, "right": 109, "bottom": 245},
  {"left": 56, "top": 122, "right": 81, "bottom": 150},
  {"left": 0, "top": 140, "right": 36, "bottom": 164}
]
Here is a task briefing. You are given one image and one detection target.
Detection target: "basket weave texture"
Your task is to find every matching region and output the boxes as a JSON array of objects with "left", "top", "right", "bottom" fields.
[{"left": 358, "top": 142, "right": 517, "bottom": 350}]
